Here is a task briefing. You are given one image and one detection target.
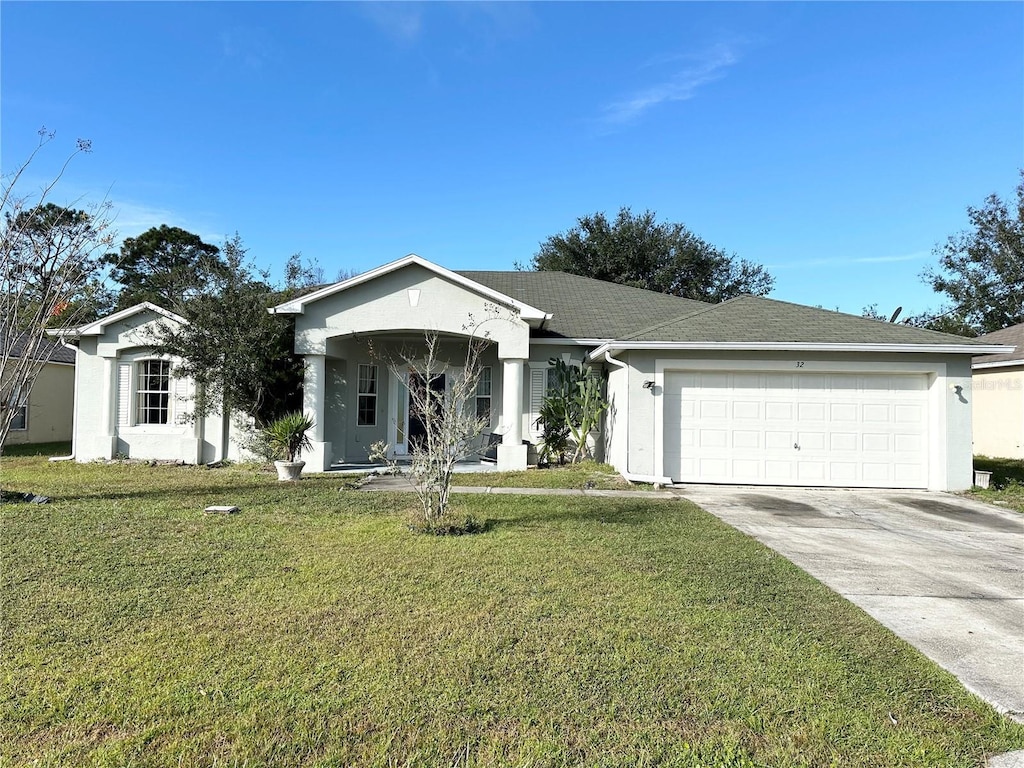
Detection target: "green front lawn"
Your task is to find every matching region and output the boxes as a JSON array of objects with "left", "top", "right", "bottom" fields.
[
  {"left": 971, "top": 456, "right": 1024, "bottom": 513},
  {"left": 2, "top": 457, "right": 1022, "bottom": 767}
]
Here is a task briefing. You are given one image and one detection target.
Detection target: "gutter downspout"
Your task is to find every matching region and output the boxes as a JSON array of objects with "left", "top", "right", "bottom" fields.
[
  {"left": 602, "top": 350, "right": 673, "bottom": 487},
  {"left": 50, "top": 341, "right": 79, "bottom": 462}
]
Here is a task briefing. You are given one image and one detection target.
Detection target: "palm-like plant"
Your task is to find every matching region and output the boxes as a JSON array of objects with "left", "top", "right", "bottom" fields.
[{"left": 264, "top": 412, "right": 314, "bottom": 463}]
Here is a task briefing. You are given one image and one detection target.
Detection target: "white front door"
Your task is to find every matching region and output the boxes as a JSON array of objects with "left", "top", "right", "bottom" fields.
[
  {"left": 388, "top": 369, "right": 448, "bottom": 456},
  {"left": 388, "top": 372, "right": 410, "bottom": 456},
  {"left": 663, "top": 371, "right": 930, "bottom": 488}
]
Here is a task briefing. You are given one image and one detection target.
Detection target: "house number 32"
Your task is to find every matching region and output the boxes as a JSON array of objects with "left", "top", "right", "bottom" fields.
[{"left": 795, "top": 361, "right": 805, "bottom": 368}]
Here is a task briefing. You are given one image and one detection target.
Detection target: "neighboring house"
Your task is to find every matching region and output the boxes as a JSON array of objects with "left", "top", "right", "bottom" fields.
[
  {"left": 60, "top": 254, "right": 1010, "bottom": 490},
  {"left": 971, "top": 322, "right": 1024, "bottom": 459},
  {"left": 2, "top": 334, "right": 76, "bottom": 447},
  {"left": 52, "top": 303, "right": 235, "bottom": 464}
]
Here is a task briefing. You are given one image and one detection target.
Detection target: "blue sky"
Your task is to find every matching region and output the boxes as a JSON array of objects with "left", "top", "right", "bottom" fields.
[{"left": 2, "top": 1, "right": 1021, "bottom": 317}]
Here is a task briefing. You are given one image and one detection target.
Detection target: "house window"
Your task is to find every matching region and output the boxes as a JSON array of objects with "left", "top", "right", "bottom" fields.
[
  {"left": 136, "top": 360, "right": 171, "bottom": 425},
  {"left": 476, "top": 367, "right": 491, "bottom": 423},
  {"left": 8, "top": 385, "right": 27, "bottom": 430},
  {"left": 357, "top": 364, "right": 377, "bottom": 426}
]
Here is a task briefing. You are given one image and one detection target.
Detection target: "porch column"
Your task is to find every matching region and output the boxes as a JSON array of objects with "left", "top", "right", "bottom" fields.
[
  {"left": 498, "top": 357, "right": 528, "bottom": 470},
  {"left": 302, "top": 354, "right": 331, "bottom": 472}
]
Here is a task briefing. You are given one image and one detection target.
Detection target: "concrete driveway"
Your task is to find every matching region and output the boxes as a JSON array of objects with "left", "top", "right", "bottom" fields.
[{"left": 673, "top": 485, "right": 1024, "bottom": 723}]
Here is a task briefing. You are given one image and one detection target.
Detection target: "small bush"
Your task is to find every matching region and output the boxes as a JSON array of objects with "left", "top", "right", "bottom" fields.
[{"left": 408, "top": 514, "right": 486, "bottom": 536}]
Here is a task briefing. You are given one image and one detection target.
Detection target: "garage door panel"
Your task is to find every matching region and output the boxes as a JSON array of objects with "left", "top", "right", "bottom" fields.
[
  {"left": 862, "top": 433, "right": 890, "bottom": 452},
  {"left": 863, "top": 464, "right": 892, "bottom": 483},
  {"left": 894, "top": 464, "right": 924, "bottom": 484},
  {"left": 797, "top": 431, "right": 826, "bottom": 451},
  {"left": 732, "top": 459, "right": 761, "bottom": 480},
  {"left": 699, "top": 429, "right": 728, "bottom": 448},
  {"left": 765, "top": 402, "right": 793, "bottom": 420},
  {"left": 863, "top": 404, "right": 891, "bottom": 422},
  {"left": 664, "top": 370, "right": 929, "bottom": 489},
  {"left": 798, "top": 402, "right": 827, "bottom": 421},
  {"left": 700, "top": 400, "right": 728, "bottom": 419},
  {"left": 798, "top": 462, "right": 827, "bottom": 482},
  {"left": 831, "top": 432, "right": 858, "bottom": 451},
  {"left": 895, "top": 404, "right": 924, "bottom": 423},
  {"left": 830, "top": 462, "right": 857, "bottom": 483},
  {"left": 733, "top": 401, "right": 760, "bottom": 419},
  {"left": 830, "top": 402, "right": 858, "bottom": 421},
  {"left": 733, "top": 430, "right": 760, "bottom": 449},
  {"left": 699, "top": 457, "right": 728, "bottom": 477},
  {"left": 765, "top": 430, "right": 793, "bottom": 449}
]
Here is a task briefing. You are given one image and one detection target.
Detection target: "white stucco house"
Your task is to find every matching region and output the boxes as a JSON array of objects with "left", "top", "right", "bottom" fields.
[
  {"left": 56, "top": 254, "right": 1009, "bottom": 490},
  {"left": 971, "top": 322, "right": 1023, "bottom": 460}
]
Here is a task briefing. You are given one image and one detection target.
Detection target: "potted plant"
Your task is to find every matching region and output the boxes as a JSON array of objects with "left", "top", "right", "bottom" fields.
[{"left": 265, "top": 412, "right": 315, "bottom": 481}]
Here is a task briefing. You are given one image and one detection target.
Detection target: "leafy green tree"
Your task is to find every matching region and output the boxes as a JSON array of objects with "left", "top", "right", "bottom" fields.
[
  {"left": 916, "top": 172, "right": 1023, "bottom": 334},
  {"left": 150, "top": 234, "right": 303, "bottom": 423},
  {"left": 530, "top": 207, "right": 773, "bottom": 302},
  {"left": 104, "top": 224, "right": 226, "bottom": 310}
]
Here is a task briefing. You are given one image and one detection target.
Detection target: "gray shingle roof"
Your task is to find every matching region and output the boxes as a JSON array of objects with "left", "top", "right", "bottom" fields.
[
  {"left": 621, "top": 295, "right": 995, "bottom": 345},
  {"left": 973, "top": 322, "right": 1024, "bottom": 365},
  {"left": 457, "top": 271, "right": 711, "bottom": 340},
  {"left": 459, "top": 272, "right": 989, "bottom": 347},
  {"left": 3, "top": 331, "right": 76, "bottom": 364}
]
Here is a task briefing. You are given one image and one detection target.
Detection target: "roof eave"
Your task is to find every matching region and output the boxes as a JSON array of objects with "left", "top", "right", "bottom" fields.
[
  {"left": 48, "top": 301, "right": 188, "bottom": 338},
  {"left": 269, "top": 254, "right": 549, "bottom": 321},
  {"left": 587, "top": 341, "right": 1011, "bottom": 361},
  {"left": 972, "top": 358, "right": 1024, "bottom": 370}
]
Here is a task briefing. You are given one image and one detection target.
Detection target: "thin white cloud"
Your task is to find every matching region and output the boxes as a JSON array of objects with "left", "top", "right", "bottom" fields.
[
  {"left": 360, "top": 3, "right": 423, "bottom": 43},
  {"left": 766, "top": 251, "right": 929, "bottom": 270},
  {"left": 601, "top": 44, "right": 738, "bottom": 127},
  {"left": 108, "top": 199, "right": 223, "bottom": 247},
  {"left": 220, "top": 26, "right": 275, "bottom": 70}
]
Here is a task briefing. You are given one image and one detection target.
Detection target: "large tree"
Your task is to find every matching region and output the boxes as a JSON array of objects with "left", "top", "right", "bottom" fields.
[
  {"left": 530, "top": 207, "right": 773, "bottom": 303},
  {"left": 916, "top": 172, "right": 1023, "bottom": 335},
  {"left": 104, "top": 224, "right": 226, "bottom": 310},
  {"left": 149, "top": 234, "right": 302, "bottom": 424},
  {"left": 1, "top": 131, "right": 116, "bottom": 450}
]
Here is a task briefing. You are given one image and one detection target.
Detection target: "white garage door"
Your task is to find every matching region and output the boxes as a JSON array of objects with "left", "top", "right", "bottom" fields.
[{"left": 663, "top": 371, "right": 930, "bottom": 488}]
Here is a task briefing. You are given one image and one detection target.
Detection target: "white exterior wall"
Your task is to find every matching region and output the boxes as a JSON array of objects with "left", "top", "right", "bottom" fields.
[
  {"left": 613, "top": 350, "right": 974, "bottom": 491},
  {"left": 293, "top": 265, "right": 531, "bottom": 360},
  {"left": 972, "top": 365, "right": 1024, "bottom": 459},
  {"left": 71, "top": 309, "right": 231, "bottom": 464}
]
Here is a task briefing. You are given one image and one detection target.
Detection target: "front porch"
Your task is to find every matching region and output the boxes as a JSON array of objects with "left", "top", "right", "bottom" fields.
[
  {"left": 272, "top": 255, "right": 543, "bottom": 475},
  {"left": 299, "top": 333, "right": 534, "bottom": 474}
]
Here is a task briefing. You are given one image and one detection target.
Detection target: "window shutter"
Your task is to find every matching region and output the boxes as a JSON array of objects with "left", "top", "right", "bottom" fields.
[
  {"left": 117, "top": 364, "right": 132, "bottom": 427},
  {"left": 174, "top": 377, "right": 189, "bottom": 425},
  {"left": 528, "top": 367, "right": 546, "bottom": 441}
]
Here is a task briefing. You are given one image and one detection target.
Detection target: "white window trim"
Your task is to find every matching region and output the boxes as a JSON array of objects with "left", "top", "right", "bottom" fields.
[
  {"left": 357, "top": 363, "right": 378, "bottom": 427},
  {"left": 118, "top": 356, "right": 179, "bottom": 431},
  {"left": 135, "top": 359, "right": 172, "bottom": 426},
  {"left": 476, "top": 366, "right": 492, "bottom": 427}
]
